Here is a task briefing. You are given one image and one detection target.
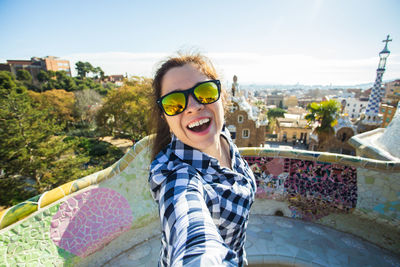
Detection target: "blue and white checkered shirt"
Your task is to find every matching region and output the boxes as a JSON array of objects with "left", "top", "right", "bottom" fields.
[{"left": 149, "top": 127, "right": 256, "bottom": 266}]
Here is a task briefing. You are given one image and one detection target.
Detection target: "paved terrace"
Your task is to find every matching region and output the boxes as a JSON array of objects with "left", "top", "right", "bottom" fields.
[{"left": 105, "top": 215, "right": 400, "bottom": 267}]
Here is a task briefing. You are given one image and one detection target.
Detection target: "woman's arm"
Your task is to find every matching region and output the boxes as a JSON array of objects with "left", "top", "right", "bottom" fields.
[{"left": 159, "top": 171, "right": 238, "bottom": 266}]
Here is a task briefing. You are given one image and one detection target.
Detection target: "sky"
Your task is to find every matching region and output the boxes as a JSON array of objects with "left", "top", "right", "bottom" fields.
[{"left": 0, "top": 0, "right": 399, "bottom": 86}]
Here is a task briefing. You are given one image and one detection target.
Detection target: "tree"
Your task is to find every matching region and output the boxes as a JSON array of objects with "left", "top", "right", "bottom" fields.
[
  {"left": 75, "top": 61, "right": 93, "bottom": 79},
  {"left": 74, "top": 89, "right": 102, "bottom": 126},
  {"left": 0, "top": 71, "right": 16, "bottom": 90},
  {"left": 55, "top": 71, "right": 77, "bottom": 91},
  {"left": 29, "top": 89, "right": 76, "bottom": 125},
  {"left": 95, "top": 76, "right": 152, "bottom": 140},
  {"left": 0, "top": 75, "right": 95, "bottom": 206},
  {"left": 305, "top": 99, "right": 341, "bottom": 150},
  {"left": 267, "top": 107, "right": 286, "bottom": 133},
  {"left": 93, "top": 66, "right": 105, "bottom": 80},
  {"left": 36, "top": 70, "right": 50, "bottom": 83},
  {"left": 267, "top": 108, "right": 286, "bottom": 119},
  {"left": 16, "top": 69, "right": 32, "bottom": 83}
]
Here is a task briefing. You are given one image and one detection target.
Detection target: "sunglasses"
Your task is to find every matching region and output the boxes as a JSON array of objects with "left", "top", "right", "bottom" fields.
[{"left": 157, "top": 80, "right": 221, "bottom": 116}]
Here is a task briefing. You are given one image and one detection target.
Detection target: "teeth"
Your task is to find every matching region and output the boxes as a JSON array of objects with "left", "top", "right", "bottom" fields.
[{"left": 188, "top": 118, "right": 210, "bottom": 129}]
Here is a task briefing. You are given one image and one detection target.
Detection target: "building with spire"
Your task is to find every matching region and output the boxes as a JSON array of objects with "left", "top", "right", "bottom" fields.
[{"left": 358, "top": 35, "right": 392, "bottom": 132}]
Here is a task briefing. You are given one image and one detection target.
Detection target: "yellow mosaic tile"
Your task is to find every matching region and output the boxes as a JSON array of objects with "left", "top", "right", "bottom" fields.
[
  {"left": 38, "top": 187, "right": 66, "bottom": 209},
  {"left": 0, "top": 202, "right": 37, "bottom": 229}
]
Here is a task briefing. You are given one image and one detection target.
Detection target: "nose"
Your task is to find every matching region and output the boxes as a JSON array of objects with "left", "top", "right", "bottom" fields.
[{"left": 185, "top": 94, "right": 203, "bottom": 113}]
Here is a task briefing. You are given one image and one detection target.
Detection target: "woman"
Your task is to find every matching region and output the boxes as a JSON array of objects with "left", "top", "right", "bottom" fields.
[{"left": 148, "top": 53, "right": 256, "bottom": 266}]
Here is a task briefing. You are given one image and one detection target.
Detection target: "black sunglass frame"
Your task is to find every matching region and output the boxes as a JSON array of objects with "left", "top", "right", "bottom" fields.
[{"left": 156, "top": 79, "right": 221, "bottom": 116}]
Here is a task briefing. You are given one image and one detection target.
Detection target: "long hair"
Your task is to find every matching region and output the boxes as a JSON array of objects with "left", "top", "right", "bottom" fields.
[{"left": 149, "top": 52, "right": 220, "bottom": 160}]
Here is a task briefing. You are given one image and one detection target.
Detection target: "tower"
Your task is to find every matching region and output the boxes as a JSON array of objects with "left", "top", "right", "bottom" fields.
[
  {"left": 232, "top": 75, "right": 238, "bottom": 97},
  {"left": 359, "top": 35, "right": 392, "bottom": 132}
]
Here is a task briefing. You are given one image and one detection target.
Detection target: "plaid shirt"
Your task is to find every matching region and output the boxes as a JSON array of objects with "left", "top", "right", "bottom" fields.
[{"left": 149, "top": 127, "right": 256, "bottom": 266}]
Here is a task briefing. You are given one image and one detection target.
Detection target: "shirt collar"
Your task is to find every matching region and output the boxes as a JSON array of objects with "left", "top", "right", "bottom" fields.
[{"left": 170, "top": 126, "right": 234, "bottom": 172}]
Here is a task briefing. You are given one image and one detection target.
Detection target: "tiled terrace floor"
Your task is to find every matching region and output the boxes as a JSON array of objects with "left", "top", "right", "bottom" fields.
[{"left": 104, "top": 215, "right": 400, "bottom": 267}]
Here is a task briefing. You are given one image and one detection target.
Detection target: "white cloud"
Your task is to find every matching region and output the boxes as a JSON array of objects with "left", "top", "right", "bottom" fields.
[{"left": 61, "top": 51, "right": 400, "bottom": 86}]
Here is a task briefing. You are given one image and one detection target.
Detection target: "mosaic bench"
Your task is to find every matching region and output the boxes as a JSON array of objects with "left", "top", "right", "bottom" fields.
[{"left": 0, "top": 136, "right": 399, "bottom": 266}]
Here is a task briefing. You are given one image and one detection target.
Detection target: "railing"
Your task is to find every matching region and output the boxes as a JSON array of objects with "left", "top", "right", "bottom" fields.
[{"left": 0, "top": 136, "right": 399, "bottom": 266}]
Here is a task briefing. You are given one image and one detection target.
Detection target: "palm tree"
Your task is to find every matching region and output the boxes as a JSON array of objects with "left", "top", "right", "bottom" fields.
[{"left": 305, "top": 99, "right": 341, "bottom": 150}]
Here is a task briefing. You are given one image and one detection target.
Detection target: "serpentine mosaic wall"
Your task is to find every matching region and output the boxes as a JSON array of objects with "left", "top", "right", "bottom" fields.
[
  {"left": 0, "top": 137, "right": 158, "bottom": 266},
  {"left": 244, "top": 156, "right": 358, "bottom": 221},
  {"left": 1, "top": 140, "right": 399, "bottom": 266}
]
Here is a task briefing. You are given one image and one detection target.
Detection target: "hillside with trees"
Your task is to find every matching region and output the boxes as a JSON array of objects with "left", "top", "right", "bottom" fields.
[{"left": 0, "top": 63, "right": 152, "bottom": 206}]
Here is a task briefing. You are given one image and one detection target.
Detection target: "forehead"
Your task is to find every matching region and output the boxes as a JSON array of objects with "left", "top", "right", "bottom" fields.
[{"left": 161, "top": 64, "right": 209, "bottom": 96}]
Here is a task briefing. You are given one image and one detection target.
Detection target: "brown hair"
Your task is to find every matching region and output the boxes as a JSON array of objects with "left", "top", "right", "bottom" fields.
[{"left": 149, "top": 52, "right": 222, "bottom": 160}]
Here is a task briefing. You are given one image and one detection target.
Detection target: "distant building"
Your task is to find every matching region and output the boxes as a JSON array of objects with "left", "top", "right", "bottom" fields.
[
  {"left": 41, "top": 56, "right": 71, "bottom": 75},
  {"left": 297, "top": 98, "right": 316, "bottom": 108},
  {"left": 4, "top": 56, "right": 71, "bottom": 85},
  {"left": 380, "top": 104, "right": 397, "bottom": 127},
  {"left": 383, "top": 80, "right": 400, "bottom": 105},
  {"left": 346, "top": 88, "right": 362, "bottom": 98},
  {"left": 6, "top": 59, "right": 44, "bottom": 85},
  {"left": 266, "top": 94, "right": 284, "bottom": 108},
  {"left": 225, "top": 97, "right": 267, "bottom": 147},
  {"left": 0, "top": 63, "right": 11, "bottom": 72},
  {"left": 275, "top": 117, "right": 312, "bottom": 145},
  {"left": 287, "top": 106, "right": 307, "bottom": 117},
  {"left": 104, "top": 75, "right": 124, "bottom": 86},
  {"left": 283, "top": 95, "right": 298, "bottom": 108},
  {"left": 339, "top": 97, "right": 369, "bottom": 119}
]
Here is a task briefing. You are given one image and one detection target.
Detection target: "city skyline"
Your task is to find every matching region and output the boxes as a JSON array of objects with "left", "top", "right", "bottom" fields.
[{"left": 1, "top": 0, "right": 399, "bottom": 86}]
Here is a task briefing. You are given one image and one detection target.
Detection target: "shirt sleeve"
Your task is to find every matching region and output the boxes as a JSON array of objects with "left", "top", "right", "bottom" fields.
[{"left": 158, "top": 167, "right": 238, "bottom": 266}]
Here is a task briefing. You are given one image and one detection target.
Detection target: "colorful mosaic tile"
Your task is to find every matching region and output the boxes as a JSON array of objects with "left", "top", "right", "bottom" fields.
[
  {"left": 245, "top": 156, "right": 357, "bottom": 220},
  {"left": 0, "top": 136, "right": 399, "bottom": 266},
  {"left": 0, "top": 203, "right": 77, "bottom": 266},
  {"left": 50, "top": 187, "right": 133, "bottom": 257}
]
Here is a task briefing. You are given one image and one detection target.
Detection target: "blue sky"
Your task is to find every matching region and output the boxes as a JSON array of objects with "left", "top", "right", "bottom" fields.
[{"left": 1, "top": 0, "right": 399, "bottom": 85}]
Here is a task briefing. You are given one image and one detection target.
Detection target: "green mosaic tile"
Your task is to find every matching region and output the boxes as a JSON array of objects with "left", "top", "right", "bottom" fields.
[
  {"left": 49, "top": 204, "right": 59, "bottom": 213},
  {"left": 365, "top": 176, "right": 375, "bottom": 184},
  {"left": 7, "top": 242, "right": 17, "bottom": 253},
  {"left": 43, "top": 261, "right": 56, "bottom": 267},
  {"left": 27, "top": 194, "right": 42, "bottom": 203},
  {"left": 14, "top": 245, "right": 24, "bottom": 254},
  {"left": 0, "top": 234, "right": 6, "bottom": 243},
  {"left": 43, "top": 209, "right": 52, "bottom": 216}
]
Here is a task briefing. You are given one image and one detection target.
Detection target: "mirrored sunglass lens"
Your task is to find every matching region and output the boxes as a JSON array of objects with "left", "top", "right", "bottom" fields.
[
  {"left": 162, "top": 93, "right": 186, "bottom": 115},
  {"left": 194, "top": 82, "right": 219, "bottom": 104}
]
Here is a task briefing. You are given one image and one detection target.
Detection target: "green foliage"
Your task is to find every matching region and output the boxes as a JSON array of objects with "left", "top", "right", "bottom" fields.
[
  {"left": 0, "top": 67, "right": 142, "bottom": 207},
  {"left": 76, "top": 137, "right": 124, "bottom": 168},
  {"left": 267, "top": 108, "right": 286, "bottom": 119},
  {"left": 29, "top": 89, "right": 76, "bottom": 127},
  {"left": 36, "top": 70, "right": 50, "bottom": 83},
  {"left": 305, "top": 99, "right": 341, "bottom": 149},
  {"left": 0, "top": 71, "right": 16, "bottom": 90},
  {"left": 75, "top": 61, "right": 93, "bottom": 79},
  {"left": 305, "top": 100, "right": 340, "bottom": 134},
  {"left": 95, "top": 76, "right": 152, "bottom": 140},
  {"left": 33, "top": 69, "right": 109, "bottom": 95},
  {"left": 75, "top": 61, "right": 104, "bottom": 80},
  {"left": 16, "top": 69, "right": 32, "bottom": 83},
  {"left": 0, "top": 76, "right": 96, "bottom": 206}
]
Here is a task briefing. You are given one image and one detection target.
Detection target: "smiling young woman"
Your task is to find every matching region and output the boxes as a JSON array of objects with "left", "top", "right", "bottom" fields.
[{"left": 148, "top": 53, "right": 257, "bottom": 266}]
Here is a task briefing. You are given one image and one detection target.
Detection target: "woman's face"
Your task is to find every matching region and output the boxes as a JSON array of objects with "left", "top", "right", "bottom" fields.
[{"left": 161, "top": 63, "right": 224, "bottom": 152}]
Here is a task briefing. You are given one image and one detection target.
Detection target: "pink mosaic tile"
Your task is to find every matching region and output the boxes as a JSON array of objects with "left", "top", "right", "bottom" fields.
[
  {"left": 50, "top": 188, "right": 133, "bottom": 257},
  {"left": 266, "top": 158, "right": 284, "bottom": 176}
]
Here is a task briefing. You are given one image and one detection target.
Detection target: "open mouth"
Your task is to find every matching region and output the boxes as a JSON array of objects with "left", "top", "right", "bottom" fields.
[{"left": 187, "top": 118, "right": 211, "bottom": 133}]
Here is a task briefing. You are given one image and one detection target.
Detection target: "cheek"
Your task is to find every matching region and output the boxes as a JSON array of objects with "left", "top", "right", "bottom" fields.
[
  {"left": 165, "top": 116, "right": 182, "bottom": 131},
  {"left": 212, "top": 102, "right": 225, "bottom": 125}
]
